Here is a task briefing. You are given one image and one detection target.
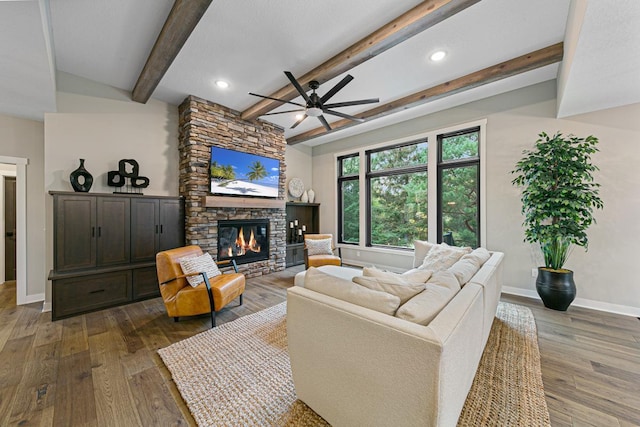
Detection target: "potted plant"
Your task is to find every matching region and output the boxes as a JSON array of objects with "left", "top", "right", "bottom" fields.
[{"left": 511, "top": 131, "right": 603, "bottom": 311}]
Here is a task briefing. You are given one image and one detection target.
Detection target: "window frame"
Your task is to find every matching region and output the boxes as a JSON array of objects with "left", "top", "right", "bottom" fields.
[
  {"left": 436, "top": 126, "right": 481, "bottom": 247},
  {"left": 337, "top": 153, "right": 360, "bottom": 245}
]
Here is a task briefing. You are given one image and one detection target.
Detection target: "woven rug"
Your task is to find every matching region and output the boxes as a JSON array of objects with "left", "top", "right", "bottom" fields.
[{"left": 159, "top": 302, "right": 550, "bottom": 426}]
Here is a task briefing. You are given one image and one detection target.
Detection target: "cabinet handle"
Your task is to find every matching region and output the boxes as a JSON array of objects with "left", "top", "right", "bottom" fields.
[
  {"left": 98, "top": 227, "right": 101, "bottom": 237},
  {"left": 89, "top": 289, "right": 105, "bottom": 294},
  {"left": 160, "top": 224, "right": 163, "bottom": 234},
  {"left": 92, "top": 227, "right": 95, "bottom": 237}
]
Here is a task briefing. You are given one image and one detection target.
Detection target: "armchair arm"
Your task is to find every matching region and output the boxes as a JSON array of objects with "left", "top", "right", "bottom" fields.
[{"left": 216, "top": 259, "right": 239, "bottom": 273}]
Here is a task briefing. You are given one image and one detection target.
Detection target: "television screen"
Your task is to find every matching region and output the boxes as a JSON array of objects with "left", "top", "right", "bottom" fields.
[{"left": 209, "top": 146, "right": 280, "bottom": 198}]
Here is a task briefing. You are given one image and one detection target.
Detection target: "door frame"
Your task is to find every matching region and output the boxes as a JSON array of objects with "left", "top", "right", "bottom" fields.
[{"left": 0, "top": 156, "right": 28, "bottom": 304}]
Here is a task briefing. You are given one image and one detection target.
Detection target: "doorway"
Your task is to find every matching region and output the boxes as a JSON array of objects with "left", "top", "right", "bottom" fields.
[{"left": 4, "top": 177, "right": 16, "bottom": 282}]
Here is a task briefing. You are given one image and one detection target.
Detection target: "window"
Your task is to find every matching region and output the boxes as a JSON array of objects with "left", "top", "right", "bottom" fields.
[
  {"left": 366, "top": 140, "right": 428, "bottom": 248},
  {"left": 336, "top": 121, "right": 483, "bottom": 252},
  {"left": 437, "top": 127, "right": 480, "bottom": 248},
  {"left": 337, "top": 154, "right": 360, "bottom": 244}
]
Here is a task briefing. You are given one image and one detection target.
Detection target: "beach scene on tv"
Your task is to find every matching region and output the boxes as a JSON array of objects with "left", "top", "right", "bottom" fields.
[{"left": 210, "top": 147, "right": 280, "bottom": 198}]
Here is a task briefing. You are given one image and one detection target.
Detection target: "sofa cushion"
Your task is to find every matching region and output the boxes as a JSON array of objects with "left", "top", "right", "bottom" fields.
[
  {"left": 413, "top": 240, "right": 435, "bottom": 268},
  {"left": 179, "top": 252, "right": 221, "bottom": 287},
  {"left": 395, "top": 283, "right": 458, "bottom": 325},
  {"left": 305, "top": 238, "right": 333, "bottom": 256},
  {"left": 305, "top": 267, "right": 401, "bottom": 315},
  {"left": 419, "top": 243, "right": 471, "bottom": 271},
  {"left": 362, "top": 266, "right": 432, "bottom": 284},
  {"left": 428, "top": 270, "right": 461, "bottom": 292},
  {"left": 447, "top": 247, "right": 491, "bottom": 286},
  {"left": 353, "top": 276, "right": 426, "bottom": 305}
]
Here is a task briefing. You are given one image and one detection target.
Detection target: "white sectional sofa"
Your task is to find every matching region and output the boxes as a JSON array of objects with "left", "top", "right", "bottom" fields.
[{"left": 287, "top": 247, "right": 504, "bottom": 427}]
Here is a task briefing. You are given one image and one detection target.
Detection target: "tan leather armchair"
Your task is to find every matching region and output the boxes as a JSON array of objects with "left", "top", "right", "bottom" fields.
[
  {"left": 156, "top": 245, "right": 245, "bottom": 327},
  {"left": 304, "top": 233, "right": 342, "bottom": 269}
]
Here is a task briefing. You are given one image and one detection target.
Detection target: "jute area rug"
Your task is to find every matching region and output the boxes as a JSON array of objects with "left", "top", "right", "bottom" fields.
[{"left": 158, "top": 302, "right": 550, "bottom": 426}]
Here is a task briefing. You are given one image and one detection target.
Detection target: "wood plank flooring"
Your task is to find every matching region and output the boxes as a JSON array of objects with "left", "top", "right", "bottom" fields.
[{"left": 0, "top": 270, "right": 638, "bottom": 426}]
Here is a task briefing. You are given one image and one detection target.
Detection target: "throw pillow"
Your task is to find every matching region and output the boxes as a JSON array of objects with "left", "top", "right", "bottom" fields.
[
  {"left": 353, "top": 276, "right": 426, "bottom": 305},
  {"left": 362, "top": 266, "right": 432, "bottom": 284},
  {"left": 447, "top": 247, "right": 491, "bottom": 286},
  {"left": 305, "top": 267, "right": 401, "bottom": 316},
  {"left": 419, "top": 243, "right": 471, "bottom": 272},
  {"left": 413, "top": 240, "right": 435, "bottom": 268},
  {"left": 179, "top": 252, "right": 221, "bottom": 287},
  {"left": 395, "top": 283, "right": 457, "bottom": 325},
  {"left": 305, "top": 238, "right": 333, "bottom": 256}
]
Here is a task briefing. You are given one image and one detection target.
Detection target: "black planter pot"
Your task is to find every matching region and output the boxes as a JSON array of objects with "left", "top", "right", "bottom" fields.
[{"left": 536, "top": 267, "right": 576, "bottom": 311}]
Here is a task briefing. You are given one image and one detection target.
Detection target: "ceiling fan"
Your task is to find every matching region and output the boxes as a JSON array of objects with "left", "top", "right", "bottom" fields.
[{"left": 249, "top": 71, "right": 379, "bottom": 131}]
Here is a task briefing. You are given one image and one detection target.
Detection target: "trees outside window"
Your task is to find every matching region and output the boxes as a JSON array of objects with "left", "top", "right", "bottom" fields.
[
  {"left": 366, "top": 141, "right": 428, "bottom": 248},
  {"left": 437, "top": 128, "right": 480, "bottom": 248},
  {"left": 338, "top": 154, "right": 360, "bottom": 244}
]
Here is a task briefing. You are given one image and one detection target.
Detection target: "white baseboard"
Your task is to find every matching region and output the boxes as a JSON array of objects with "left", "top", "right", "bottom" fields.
[
  {"left": 41, "top": 301, "right": 52, "bottom": 313},
  {"left": 502, "top": 286, "right": 640, "bottom": 318},
  {"left": 19, "top": 292, "right": 44, "bottom": 305}
]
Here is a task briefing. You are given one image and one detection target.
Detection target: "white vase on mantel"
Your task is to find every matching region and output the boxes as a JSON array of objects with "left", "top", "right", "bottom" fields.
[
  {"left": 301, "top": 190, "right": 309, "bottom": 203},
  {"left": 307, "top": 188, "right": 315, "bottom": 203}
]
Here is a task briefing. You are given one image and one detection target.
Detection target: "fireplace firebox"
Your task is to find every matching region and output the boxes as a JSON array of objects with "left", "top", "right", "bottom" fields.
[{"left": 217, "top": 219, "right": 269, "bottom": 265}]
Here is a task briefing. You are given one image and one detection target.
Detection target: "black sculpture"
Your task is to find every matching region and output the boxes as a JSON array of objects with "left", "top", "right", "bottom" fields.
[
  {"left": 107, "top": 159, "right": 149, "bottom": 194},
  {"left": 70, "top": 159, "right": 93, "bottom": 192}
]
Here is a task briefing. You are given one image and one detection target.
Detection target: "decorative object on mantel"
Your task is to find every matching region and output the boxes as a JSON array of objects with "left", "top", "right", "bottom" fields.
[
  {"left": 69, "top": 159, "right": 93, "bottom": 192},
  {"left": 300, "top": 190, "right": 308, "bottom": 203},
  {"left": 287, "top": 177, "right": 304, "bottom": 200},
  {"left": 307, "top": 188, "right": 315, "bottom": 203},
  {"left": 511, "top": 131, "right": 603, "bottom": 311},
  {"left": 107, "top": 159, "right": 150, "bottom": 195}
]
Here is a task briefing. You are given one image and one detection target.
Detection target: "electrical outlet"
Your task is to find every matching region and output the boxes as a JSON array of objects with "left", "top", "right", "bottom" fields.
[{"left": 531, "top": 268, "right": 538, "bottom": 278}]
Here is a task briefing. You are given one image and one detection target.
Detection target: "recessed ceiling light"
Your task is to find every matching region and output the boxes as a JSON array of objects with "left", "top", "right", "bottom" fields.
[
  {"left": 430, "top": 51, "right": 447, "bottom": 62},
  {"left": 295, "top": 113, "right": 304, "bottom": 120},
  {"left": 215, "top": 80, "right": 229, "bottom": 89}
]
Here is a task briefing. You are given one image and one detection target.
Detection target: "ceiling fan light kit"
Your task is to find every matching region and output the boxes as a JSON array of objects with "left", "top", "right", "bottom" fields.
[{"left": 249, "top": 71, "right": 379, "bottom": 132}]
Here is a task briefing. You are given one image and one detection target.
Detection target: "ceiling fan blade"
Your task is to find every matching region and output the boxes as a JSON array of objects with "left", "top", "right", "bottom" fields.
[
  {"left": 318, "top": 115, "right": 332, "bottom": 131},
  {"left": 323, "top": 109, "right": 365, "bottom": 122},
  {"left": 284, "top": 71, "right": 312, "bottom": 103},
  {"left": 323, "top": 98, "right": 379, "bottom": 108},
  {"left": 291, "top": 114, "right": 308, "bottom": 129},
  {"left": 261, "top": 109, "right": 305, "bottom": 116},
  {"left": 249, "top": 92, "right": 305, "bottom": 107},
  {"left": 320, "top": 74, "right": 354, "bottom": 103}
]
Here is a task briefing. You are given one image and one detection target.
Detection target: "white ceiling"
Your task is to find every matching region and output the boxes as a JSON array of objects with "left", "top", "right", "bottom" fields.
[{"left": 1, "top": 0, "right": 639, "bottom": 146}]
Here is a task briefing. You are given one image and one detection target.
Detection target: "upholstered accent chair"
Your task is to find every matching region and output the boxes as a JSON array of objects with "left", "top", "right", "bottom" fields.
[
  {"left": 156, "top": 245, "right": 245, "bottom": 327},
  {"left": 304, "top": 233, "right": 342, "bottom": 269}
]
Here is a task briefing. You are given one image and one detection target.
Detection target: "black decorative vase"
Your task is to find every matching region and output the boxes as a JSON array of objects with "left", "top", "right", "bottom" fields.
[
  {"left": 536, "top": 267, "right": 576, "bottom": 311},
  {"left": 69, "top": 159, "right": 93, "bottom": 192}
]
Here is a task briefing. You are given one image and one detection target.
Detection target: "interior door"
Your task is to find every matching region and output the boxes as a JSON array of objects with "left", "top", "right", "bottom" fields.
[{"left": 4, "top": 177, "right": 16, "bottom": 281}]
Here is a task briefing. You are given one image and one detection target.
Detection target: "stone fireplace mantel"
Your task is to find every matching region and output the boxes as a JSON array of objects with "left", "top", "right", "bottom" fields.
[{"left": 202, "top": 195, "right": 286, "bottom": 209}]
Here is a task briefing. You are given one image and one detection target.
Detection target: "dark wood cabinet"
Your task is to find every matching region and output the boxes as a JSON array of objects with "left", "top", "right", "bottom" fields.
[
  {"left": 285, "top": 202, "right": 320, "bottom": 267},
  {"left": 50, "top": 192, "right": 184, "bottom": 320}
]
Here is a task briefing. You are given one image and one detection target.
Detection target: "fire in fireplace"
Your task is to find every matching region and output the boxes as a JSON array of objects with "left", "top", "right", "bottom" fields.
[{"left": 217, "top": 219, "right": 269, "bottom": 265}]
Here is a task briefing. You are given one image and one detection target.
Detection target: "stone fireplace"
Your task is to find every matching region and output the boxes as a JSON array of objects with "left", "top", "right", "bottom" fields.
[
  {"left": 178, "top": 96, "right": 287, "bottom": 277},
  {"left": 217, "top": 219, "right": 270, "bottom": 265}
]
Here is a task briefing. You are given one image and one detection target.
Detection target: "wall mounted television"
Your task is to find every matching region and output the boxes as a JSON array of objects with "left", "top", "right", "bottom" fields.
[{"left": 209, "top": 146, "right": 280, "bottom": 198}]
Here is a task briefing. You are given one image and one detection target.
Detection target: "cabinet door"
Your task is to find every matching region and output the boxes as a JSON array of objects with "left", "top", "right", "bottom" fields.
[
  {"left": 158, "top": 199, "right": 184, "bottom": 251},
  {"left": 132, "top": 266, "right": 160, "bottom": 300},
  {"left": 96, "top": 197, "right": 130, "bottom": 266},
  {"left": 130, "top": 198, "right": 159, "bottom": 262},
  {"left": 55, "top": 195, "right": 96, "bottom": 271}
]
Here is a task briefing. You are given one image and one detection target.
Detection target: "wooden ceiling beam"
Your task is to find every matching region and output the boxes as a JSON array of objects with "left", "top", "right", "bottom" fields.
[
  {"left": 240, "top": 0, "right": 481, "bottom": 121},
  {"left": 286, "top": 42, "right": 564, "bottom": 145},
  {"left": 132, "top": 0, "right": 212, "bottom": 104}
]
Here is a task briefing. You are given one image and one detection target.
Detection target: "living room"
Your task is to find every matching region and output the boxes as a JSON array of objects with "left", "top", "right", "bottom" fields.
[{"left": 0, "top": 0, "right": 639, "bottom": 425}]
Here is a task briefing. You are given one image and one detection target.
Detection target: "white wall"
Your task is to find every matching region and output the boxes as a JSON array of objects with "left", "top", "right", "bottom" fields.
[
  {"left": 43, "top": 73, "right": 180, "bottom": 306},
  {"left": 311, "top": 80, "right": 640, "bottom": 314},
  {"left": 0, "top": 115, "right": 46, "bottom": 301},
  {"left": 285, "top": 144, "right": 313, "bottom": 202}
]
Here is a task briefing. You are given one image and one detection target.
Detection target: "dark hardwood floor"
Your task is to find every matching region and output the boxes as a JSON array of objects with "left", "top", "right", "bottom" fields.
[{"left": 0, "top": 269, "right": 638, "bottom": 426}]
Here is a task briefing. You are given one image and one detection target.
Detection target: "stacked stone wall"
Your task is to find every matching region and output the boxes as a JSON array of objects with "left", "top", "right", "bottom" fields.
[{"left": 178, "top": 96, "right": 286, "bottom": 277}]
